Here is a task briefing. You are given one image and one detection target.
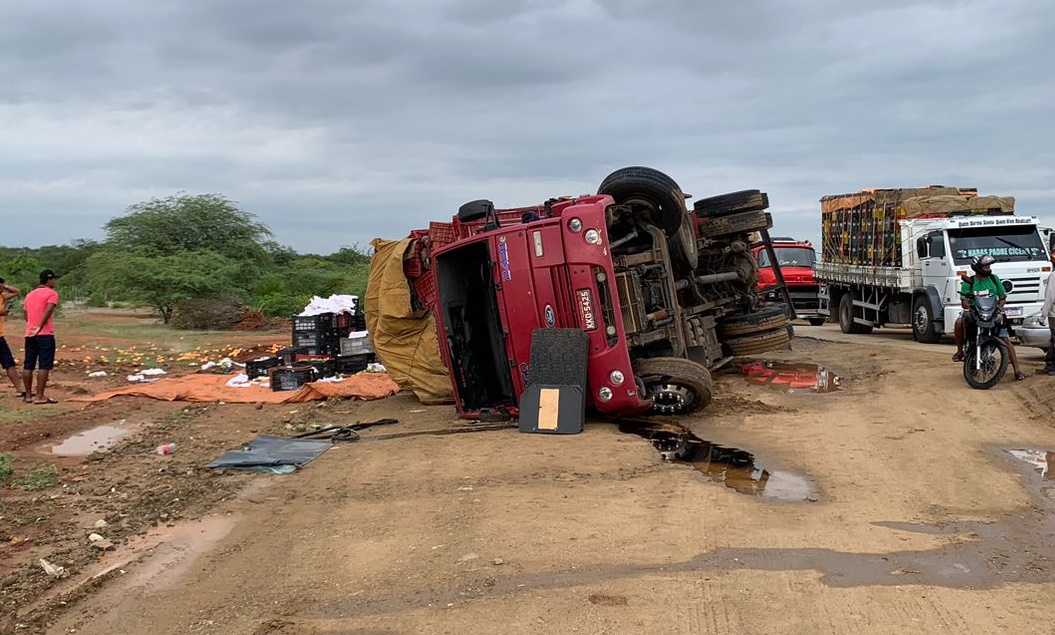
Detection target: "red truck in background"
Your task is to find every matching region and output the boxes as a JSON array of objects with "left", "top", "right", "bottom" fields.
[
  {"left": 752, "top": 237, "right": 825, "bottom": 326},
  {"left": 402, "top": 168, "right": 796, "bottom": 420}
]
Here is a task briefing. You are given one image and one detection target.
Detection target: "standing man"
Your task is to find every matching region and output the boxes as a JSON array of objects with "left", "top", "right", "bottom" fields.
[
  {"left": 0, "top": 277, "right": 25, "bottom": 397},
  {"left": 1039, "top": 247, "right": 1055, "bottom": 376},
  {"left": 23, "top": 269, "right": 59, "bottom": 404}
]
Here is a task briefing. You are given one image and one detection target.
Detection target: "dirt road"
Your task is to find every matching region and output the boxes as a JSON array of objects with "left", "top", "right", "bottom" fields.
[{"left": 4, "top": 317, "right": 1055, "bottom": 634}]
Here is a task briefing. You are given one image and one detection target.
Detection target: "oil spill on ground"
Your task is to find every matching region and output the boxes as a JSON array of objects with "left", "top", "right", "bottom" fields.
[
  {"left": 618, "top": 420, "right": 818, "bottom": 502},
  {"left": 740, "top": 359, "right": 840, "bottom": 393}
]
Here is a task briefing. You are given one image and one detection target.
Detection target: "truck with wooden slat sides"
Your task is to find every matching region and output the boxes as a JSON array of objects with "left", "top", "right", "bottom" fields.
[{"left": 815, "top": 186, "right": 1051, "bottom": 343}]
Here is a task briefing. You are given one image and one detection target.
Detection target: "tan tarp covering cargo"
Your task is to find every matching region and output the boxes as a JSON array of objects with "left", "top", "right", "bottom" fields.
[
  {"left": 366, "top": 237, "right": 454, "bottom": 404},
  {"left": 899, "top": 194, "right": 1014, "bottom": 217}
]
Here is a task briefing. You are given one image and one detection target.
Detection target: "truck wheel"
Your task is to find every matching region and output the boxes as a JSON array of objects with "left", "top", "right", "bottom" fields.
[
  {"left": 458, "top": 199, "right": 494, "bottom": 222},
  {"left": 668, "top": 214, "right": 699, "bottom": 272},
  {"left": 718, "top": 306, "right": 788, "bottom": 337},
  {"left": 633, "top": 357, "right": 713, "bottom": 415},
  {"left": 692, "top": 189, "right": 769, "bottom": 217},
  {"left": 838, "top": 294, "right": 873, "bottom": 334},
  {"left": 723, "top": 326, "right": 790, "bottom": 356},
  {"left": 697, "top": 210, "right": 771, "bottom": 238},
  {"left": 911, "top": 296, "right": 941, "bottom": 343},
  {"left": 807, "top": 317, "right": 826, "bottom": 326},
  {"left": 597, "top": 167, "right": 686, "bottom": 236}
]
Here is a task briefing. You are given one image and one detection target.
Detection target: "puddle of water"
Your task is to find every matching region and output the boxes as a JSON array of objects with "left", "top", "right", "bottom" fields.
[
  {"left": 1006, "top": 449, "right": 1055, "bottom": 480},
  {"left": 740, "top": 359, "right": 840, "bottom": 393},
  {"left": 618, "top": 420, "right": 818, "bottom": 501},
  {"left": 51, "top": 422, "right": 139, "bottom": 456}
]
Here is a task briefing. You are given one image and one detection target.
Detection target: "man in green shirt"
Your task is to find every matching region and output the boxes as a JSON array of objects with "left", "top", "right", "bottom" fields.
[{"left": 952, "top": 254, "right": 1025, "bottom": 380}]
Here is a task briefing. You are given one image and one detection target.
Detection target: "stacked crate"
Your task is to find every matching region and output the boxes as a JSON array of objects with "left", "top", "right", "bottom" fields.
[
  {"left": 292, "top": 313, "right": 343, "bottom": 356},
  {"left": 820, "top": 186, "right": 979, "bottom": 267},
  {"left": 261, "top": 309, "right": 373, "bottom": 391}
]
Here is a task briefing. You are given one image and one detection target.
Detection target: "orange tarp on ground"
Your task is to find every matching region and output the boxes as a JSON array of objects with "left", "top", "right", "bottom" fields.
[{"left": 72, "top": 372, "right": 401, "bottom": 404}]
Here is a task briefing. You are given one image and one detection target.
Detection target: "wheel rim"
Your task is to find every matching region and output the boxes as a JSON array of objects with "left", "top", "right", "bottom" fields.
[
  {"left": 966, "top": 343, "right": 1003, "bottom": 383},
  {"left": 913, "top": 305, "right": 929, "bottom": 334},
  {"left": 646, "top": 381, "right": 697, "bottom": 415}
]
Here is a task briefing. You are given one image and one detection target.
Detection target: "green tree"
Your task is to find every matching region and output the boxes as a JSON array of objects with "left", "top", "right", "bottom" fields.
[
  {"left": 87, "top": 250, "right": 240, "bottom": 323},
  {"left": 104, "top": 193, "right": 272, "bottom": 264}
]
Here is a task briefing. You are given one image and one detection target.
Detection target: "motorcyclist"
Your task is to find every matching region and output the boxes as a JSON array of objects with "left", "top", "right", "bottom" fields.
[{"left": 952, "top": 254, "right": 1026, "bottom": 381}]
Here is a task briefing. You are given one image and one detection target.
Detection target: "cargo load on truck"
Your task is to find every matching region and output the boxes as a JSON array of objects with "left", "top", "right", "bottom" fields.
[
  {"left": 821, "top": 186, "right": 1016, "bottom": 267},
  {"left": 815, "top": 184, "right": 1048, "bottom": 345}
]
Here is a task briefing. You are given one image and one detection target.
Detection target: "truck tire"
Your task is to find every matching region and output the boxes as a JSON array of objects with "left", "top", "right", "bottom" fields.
[
  {"left": 912, "top": 296, "right": 941, "bottom": 343},
  {"left": 458, "top": 199, "right": 493, "bottom": 222},
  {"left": 597, "top": 167, "right": 686, "bottom": 236},
  {"left": 697, "top": 210, "right": 771, "bottom": 238},
  {"left": 669, "top": 214, "right": 699, "bottom": 272},
  {"left": 838, "top": 294, "right": 873, "bottom": 334},
  {"left": 718, "top": 306, "right": 788, "bottom": 337},
  {"left": 692, "top": 189, "right": 769, "bottom": 217},
  {"left": 723, "top": 326, "right": 790, "bottom": 356},
  {"left": 633, "top": 357, "right": 713, "bottom": 415}
]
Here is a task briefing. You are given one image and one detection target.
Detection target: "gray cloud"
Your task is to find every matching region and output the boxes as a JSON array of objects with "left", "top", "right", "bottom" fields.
[{"left": 1, "top": 0, "right": 1053, "bottom": 254}]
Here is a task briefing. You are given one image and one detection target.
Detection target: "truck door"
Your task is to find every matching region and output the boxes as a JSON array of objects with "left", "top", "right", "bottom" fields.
[{"left": 920, "top": 230, "right": 950, "bottom": 296}]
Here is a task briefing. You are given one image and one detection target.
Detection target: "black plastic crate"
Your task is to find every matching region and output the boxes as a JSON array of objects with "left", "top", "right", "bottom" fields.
[
  {"left": 246, "top": 356, "right": 281, "bottom": 379},
  {"left": 335, "top": 353, "right": 375, "bottom": 374},
  {"left": 292, "top": 328, "right": 341, "bottom": 349},
  {"left": 339, "top": 335, "right": 374, "bottom": 356},
  {"left": 269, "top": 366, "right": 316, "bottom": 392},
  {"left": 299, "top": 358, "right": 336, "bottom": 378},
  {"left": 292, "top": 313, "right": 336, "bottom": 332},
  {"left": 275, "top": 346, "right": 309, "bottom": 366}
]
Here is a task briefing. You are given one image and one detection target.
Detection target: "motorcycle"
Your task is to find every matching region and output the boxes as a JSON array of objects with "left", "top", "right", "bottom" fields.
[{"left": 962, "top": 294, "right": 1010, "bottom": 389}]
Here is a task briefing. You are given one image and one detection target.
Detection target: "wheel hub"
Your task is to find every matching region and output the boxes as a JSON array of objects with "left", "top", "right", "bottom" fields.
[
  {"left": 648, "top": 382, "right": 695, "bottom": 414},
  {"left": 914, "top": 306, "right": 928, "bottom": 332}
]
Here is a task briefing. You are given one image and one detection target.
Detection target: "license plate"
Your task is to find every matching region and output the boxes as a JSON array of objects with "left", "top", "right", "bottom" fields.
[
  {"left": 1005, "top": 306, "right": 1022, "bottom": 317},
  {"left": 576, "top": 289, "right": 597, "bottom": 331}
]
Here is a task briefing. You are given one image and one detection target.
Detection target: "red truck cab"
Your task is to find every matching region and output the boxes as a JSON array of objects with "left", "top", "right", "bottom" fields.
[
  {"left": 753, "top": 237, "right": 824, "bottom": 325},
  {"left": 431, "top": 195, "right": 653, "bottom": 420}
]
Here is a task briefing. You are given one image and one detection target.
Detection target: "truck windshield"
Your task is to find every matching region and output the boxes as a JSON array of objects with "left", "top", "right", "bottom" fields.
[
  {"left": 947, "top": 226, "right": 1046, "bottom": 264},
  {"left": 758, "top": 247, "right": 817, "bottom": 268}
]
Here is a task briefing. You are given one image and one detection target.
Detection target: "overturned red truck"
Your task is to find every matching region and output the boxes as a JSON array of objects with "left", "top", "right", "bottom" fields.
[{"left": 399, "top": 167, "right": 794, "bottom": 419}]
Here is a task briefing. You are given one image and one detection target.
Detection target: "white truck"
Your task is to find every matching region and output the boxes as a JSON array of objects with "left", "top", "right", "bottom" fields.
[{"left": 815, "top": 186, "right": 1050, "bottom": 343}]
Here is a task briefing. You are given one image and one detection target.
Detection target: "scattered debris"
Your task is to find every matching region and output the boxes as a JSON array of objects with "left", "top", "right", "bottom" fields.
[{"left": 38, "top": 558, "right": 66, "bottom": 579}]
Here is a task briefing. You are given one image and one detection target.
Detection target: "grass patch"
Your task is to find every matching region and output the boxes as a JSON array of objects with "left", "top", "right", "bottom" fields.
[
  {"left": 12, "top": 464, "right": 59, "bottom": 491},
  {"left": 0, "top": 406, "right": 56, "bottom": 426},
  {"left": 0, "top": 453, "right": 12, "bottom": 482}
]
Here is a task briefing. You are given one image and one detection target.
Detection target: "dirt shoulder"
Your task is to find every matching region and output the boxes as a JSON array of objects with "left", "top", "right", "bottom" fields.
[{"left": 4, "top": 320, "right": 1055, "bottom": 634}]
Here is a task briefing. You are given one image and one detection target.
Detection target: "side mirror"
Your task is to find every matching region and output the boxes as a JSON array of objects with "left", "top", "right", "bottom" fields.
[{"left": 916, "top": 237, "right": 927, "bottom": 259}]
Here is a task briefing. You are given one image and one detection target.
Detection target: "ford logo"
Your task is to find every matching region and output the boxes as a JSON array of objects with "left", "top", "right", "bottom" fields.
[{"left": 544, "top": 305, "right": 556, "bottom": 327}]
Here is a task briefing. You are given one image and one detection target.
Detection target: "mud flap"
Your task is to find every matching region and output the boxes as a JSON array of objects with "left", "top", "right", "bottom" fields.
[{"left": 518, "top": 329, "right": 589, "bottom": 435}]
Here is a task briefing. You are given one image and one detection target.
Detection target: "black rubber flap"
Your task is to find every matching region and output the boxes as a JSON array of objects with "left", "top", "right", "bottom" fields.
[{"left": 519, "top": 329, "right": 589, "bottom": 434}]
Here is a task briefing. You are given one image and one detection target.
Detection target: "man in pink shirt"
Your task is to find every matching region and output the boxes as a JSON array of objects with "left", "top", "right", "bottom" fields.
[{"left": 23, "top": 269, "right": 59, "bottom": 404}]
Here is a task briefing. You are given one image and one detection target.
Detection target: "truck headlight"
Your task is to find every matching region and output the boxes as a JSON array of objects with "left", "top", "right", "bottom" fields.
[
  {"left": 597, "top": 386, "right": 613, "bottom": 402},
  {"left": 568, "top": 218, "right": 583, "bottom": 233},
  {"left": 584, "top": 229, "right": 601, "bottom": 244},
  {"left": 609, "top": 370, "right": 625, "bottom": 386}
]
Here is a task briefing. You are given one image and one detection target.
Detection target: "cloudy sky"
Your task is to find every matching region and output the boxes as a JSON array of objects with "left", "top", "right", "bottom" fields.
[{"left": 2, "top": 0, "right": 1053, "bottom": 254}]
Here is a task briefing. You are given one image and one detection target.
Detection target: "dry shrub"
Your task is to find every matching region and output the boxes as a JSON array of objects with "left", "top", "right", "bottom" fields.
[{"left": 171, "top": 293, "right": 247, "bottom": 330}]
